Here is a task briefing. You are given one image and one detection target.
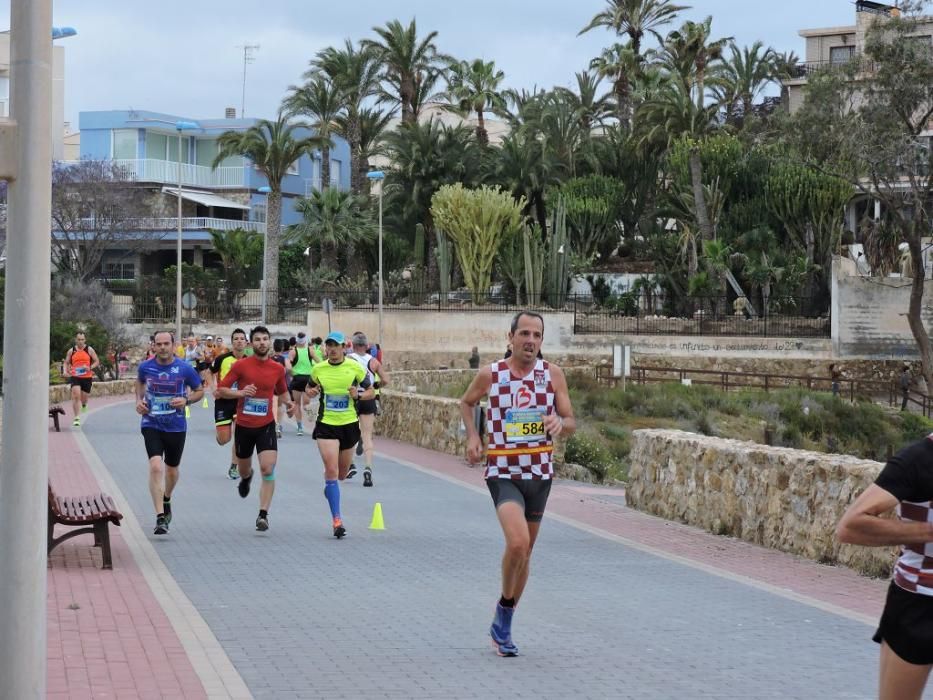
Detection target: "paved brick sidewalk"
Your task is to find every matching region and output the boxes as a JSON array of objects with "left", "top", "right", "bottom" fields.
[
  {"left": 47, "top": 396, "right": 208, "bottom": 700},
  {"left": 81, "top": 401, "right": 895, "bottom": 699}
]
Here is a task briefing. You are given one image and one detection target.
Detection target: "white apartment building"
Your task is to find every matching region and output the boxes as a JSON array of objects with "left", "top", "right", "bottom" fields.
[
  {"left": 0, "top": 30, "right": 68, "bottom": 160},
  {"left": 783, "top": 1, "right": 933, "bottom": 113}
]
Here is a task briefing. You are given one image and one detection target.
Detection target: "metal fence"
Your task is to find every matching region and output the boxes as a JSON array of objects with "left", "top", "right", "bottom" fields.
[{"left": 106, "top": 284, "right": 830, "bottom": 339}]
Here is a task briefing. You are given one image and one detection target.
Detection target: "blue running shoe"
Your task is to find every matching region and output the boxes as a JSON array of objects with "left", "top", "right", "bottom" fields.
[{"left": 490, "top": 603, "right": 519, "bottom": 657}]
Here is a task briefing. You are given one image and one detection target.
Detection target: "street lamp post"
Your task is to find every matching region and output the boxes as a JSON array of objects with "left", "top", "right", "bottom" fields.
[
  {"left": 366, "top": 171, "right": 385, "bottom": 348},
  {"left": 0, "top": 9, "right": 75, "bottom": 697},
  {"left": 258, "top": 185, "right": 271, "bottom": 324},
  {"left": 174, "top": 120, "right": 199, "bottom": 343}
]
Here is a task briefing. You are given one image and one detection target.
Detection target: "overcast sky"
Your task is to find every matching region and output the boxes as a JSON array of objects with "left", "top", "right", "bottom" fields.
[{"left": 2, "top": 0, "right": 854, "bottom": 128}]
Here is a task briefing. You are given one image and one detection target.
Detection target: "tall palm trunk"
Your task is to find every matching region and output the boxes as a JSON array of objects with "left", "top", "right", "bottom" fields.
[
  {"left": 476, "top": 109, "right": 488, "bottom": 146},
  {"left": 616, "top": 73, "right": 631, "bottom": 129},
  {"left": 401, "top": 76, "right": 415, "bottom": 124},
  {"left": 265, "top": 190, "right": 282, "bottom": 322},
  {"left": 689, "top": 148, "right": 714, "bottom": 241},
  {"left": 906, "top": 233, "right": 933, "bottom": 392},
  {"left": 347, "top": 114, "right": 362, "bottom": 193},
  {"left": 320, "top": 144, "right": 331, "bottom": 191}
]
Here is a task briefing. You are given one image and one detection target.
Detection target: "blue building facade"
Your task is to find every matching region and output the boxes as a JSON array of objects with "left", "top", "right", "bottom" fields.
[{"left": 70, "top": 110, "right": 351, "bottom": 279}]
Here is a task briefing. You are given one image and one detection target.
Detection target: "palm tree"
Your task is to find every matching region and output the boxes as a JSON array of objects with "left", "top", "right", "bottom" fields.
[
  {"left": 590, "top": 43, "right": 642, "bottom": 126},
  {"left": 772, "top": 50, "right": 801, "bottom": 112},
  {"left": 283, "top": 74, "right": 342, "bottom": 190},
  {"left": 443, "top": 58, "right": 506, "bottom": 145},
  {"left": 209, "top": 228, "right": 263, "bottom": 317},
  {"left": 640, "top": 84, "right": 719, "bottom": 243},
  {"left": 409, "top": 66, "right": 448, "bottom": 121},
  {"left": 382, "top": 118, "right": 481, "bottom": 279},
  {"left": 345, "top": 106, "right": 393, "bottom": 193},
  {"left": 364, "top": 18, "right": 448, "bottom": 124},
  {"left": 213, "top": 113, "right": 327, "bottom": 320},
  {"left": 311, "top": 40, "right": 382, "bottom": 193},
  {"left": 578, "top": 0, "right": 689, "bottom": 57},
  {"left": 489, "top": 130, "right": 561, "bottom": 235},
  {"left": 710, "top": 41, "right": 777, "bottom": 126},
  {"left": 557, "top": 71, "right": 614, "bottom": 131},
  {"left": 291, "top": 189, "right": 376, "bottom": 273},
  {"left": 744, "top": 251, "right": 783, "bottom": 317},
  {"left": 663, "top": 16, "right": 732, "bottom": 111}
]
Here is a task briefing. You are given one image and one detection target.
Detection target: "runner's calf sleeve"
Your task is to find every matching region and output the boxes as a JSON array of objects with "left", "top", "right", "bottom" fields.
[{"left": 324, "top": 479, "right": 340, "bottom": 518}]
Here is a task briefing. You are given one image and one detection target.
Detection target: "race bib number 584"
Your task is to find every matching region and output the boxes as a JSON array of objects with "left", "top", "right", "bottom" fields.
[{"left": 505, "top": 409, "right": 546, "bottom": 443}]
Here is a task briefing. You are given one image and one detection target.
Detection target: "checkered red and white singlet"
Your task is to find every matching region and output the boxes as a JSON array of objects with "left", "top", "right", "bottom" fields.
[
  {"left": 892, "top": 435, "right": 933, "bottom": 595},
  {"left": 484, "top": 358, "right": 555, "bottom": 480},
  {"left": 893, "top": 503, "right": 933, "bottom": 594}
]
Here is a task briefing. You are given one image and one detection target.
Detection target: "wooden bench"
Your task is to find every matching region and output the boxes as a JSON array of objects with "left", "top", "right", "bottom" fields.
[
  {"left": 48, "top": 483, "right": 123, "bottom": 569},
  {"left": 49, "top": 405, "right": 66, "bottom": 432}
]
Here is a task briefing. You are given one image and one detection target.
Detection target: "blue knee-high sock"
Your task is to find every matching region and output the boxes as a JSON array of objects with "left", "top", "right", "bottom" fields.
[{"left": 324, "top": 480, "right": 341, "bottom": 519}]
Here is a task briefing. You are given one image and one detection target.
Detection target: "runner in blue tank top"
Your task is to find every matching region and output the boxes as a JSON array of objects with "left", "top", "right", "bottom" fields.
[{"left": 136, "top": 330, "right": 204, "bottom": 535}]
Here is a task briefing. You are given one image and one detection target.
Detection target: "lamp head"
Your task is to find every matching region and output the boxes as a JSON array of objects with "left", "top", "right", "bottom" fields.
[
  {"left": 258, "top": 186, "right": 272, "bottom": 194},
  {"left": 52, "top": 27, "right": 77, "bottom": 40},
  {"left": 175, "top": 120, "right": 200, "bottom": 131},
  {"left": 366, "top": 171, "right": 385, "bottom": 181}
]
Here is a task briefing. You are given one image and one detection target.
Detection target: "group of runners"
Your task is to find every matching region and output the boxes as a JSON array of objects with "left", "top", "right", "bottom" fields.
[
  {"left": 134, "top": 325, "right": 388, "bottom": 539},
  {"left": 72, "top": 310, "right": 933, "bottom": 682}
]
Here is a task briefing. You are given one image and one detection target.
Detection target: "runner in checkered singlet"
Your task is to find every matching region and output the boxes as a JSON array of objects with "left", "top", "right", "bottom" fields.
[
  {"left": 460, "top": 311, "right": 576, "bottom": 658},
  {"left": 837, "top": 433, "right": 933, "bottom": 699}
]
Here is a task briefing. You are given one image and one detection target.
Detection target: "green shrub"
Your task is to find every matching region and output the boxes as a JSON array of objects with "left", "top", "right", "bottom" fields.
[{"left": 565, "top": 432, "right": 620, "bottom": 482}]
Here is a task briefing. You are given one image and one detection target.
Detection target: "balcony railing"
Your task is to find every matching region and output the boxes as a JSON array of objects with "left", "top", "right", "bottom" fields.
[
  {"left": 54, "top": 217, "right": 263, "bottom": 233},
  {"left": 111, "top": 159, "right": 246, "bottom": 189}
]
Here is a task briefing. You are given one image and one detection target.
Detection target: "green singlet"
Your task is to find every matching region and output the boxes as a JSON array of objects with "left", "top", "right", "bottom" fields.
[
  {"left": 292, "top": 346, "right": 315, "bottom": 375},
  {"left": 310, "top": 359, "right": 366, "bottom": 427}
]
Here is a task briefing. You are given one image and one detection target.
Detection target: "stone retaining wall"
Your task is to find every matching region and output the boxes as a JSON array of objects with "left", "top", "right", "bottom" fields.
[
  {"left": 626, "top": 429, "right": 895, "bottom": 577},
  {"left": 48, "top": 379, "right": 136, "bottom": 405},
  {"left": 375, "top": 390, "right": 467, "bottom": 457}
]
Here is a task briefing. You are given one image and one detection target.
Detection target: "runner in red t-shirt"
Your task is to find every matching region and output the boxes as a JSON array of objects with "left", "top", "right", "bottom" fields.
[{"left": 217, "top": 326, "right": 295, "bottom": 532}]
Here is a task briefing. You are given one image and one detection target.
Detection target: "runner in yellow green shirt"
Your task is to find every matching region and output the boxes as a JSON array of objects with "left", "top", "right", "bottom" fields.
[{"left": 306, "top": 331, "right": 374, "bottom": 538}]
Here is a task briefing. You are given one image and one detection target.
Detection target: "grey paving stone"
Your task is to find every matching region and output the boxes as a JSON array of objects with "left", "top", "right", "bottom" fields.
[{"left": 86, "top": 403, "right": 891, "bottom": 699}]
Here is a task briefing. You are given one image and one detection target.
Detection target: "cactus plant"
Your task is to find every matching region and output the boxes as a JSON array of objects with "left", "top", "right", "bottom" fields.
[
  {"left": 545, "top": 197, "right": 571, "bottom": 308},
  {"left": 436, "top": 227, "right": 452, "bottom": 298},
  {"left": 411, "top": 223, "right": 426, "bottom": 303},
  {"left": 523, "top": 225, "right": 545, "bottom": 306}
]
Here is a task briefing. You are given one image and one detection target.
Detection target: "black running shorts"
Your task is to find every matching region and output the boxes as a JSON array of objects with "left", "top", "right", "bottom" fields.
[
  {"left": 356, "top": 398, "right": 378, "bottom": 416},
  {"left": 486, "top": 478, "right": 552, "bottom": 523},
  {"left": 289, "top": 375, "right": 311, "bottom": 393},
  {"left": 312, "top": 421, "right": 361, "bottom": 451},
  {"left": 873, "top": 581, "right": 933, "bottom": 665},
  {"left": 234, "top": 421, "right": 277, "bottom": 459},
  {"left": 69, "top": 377, "right": 93, "bottom": 394},
  {"left": 214, "top": 398, "right": 237, "bottom": 427},
  {"left": 141, "top": 428, "right": 186, "bottom": 467}
]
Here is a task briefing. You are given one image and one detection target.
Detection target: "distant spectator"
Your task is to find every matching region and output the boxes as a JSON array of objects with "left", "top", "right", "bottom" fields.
[
  {"left": 469, "top": 346, "right": 480, "bottom": 369},
  {"left": 830, "top": 363, "right": 842, "bottom": 397},
  {"left": 900, "top": 364, "right": 912, "bottom": 411}
]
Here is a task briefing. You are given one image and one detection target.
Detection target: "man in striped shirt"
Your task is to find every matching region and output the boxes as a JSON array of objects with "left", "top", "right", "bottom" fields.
[
  {"left": 460, "top": 311, "right": 576, "bottom": 657},
  {"left": 837, "top": 433, "right": 933, "bottom": 699}
]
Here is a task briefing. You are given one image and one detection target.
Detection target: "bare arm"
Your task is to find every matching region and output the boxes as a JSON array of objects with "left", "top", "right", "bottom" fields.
[
  {"left": 544, "top": 365, "right": 576, "bottom": 438},
  {"left": 88, "top": 347, "right": 101, "bottom": 370},
  {"left": 836, "top": 484, "right": 933, "bottom": 546},
  {"left": 63, "top": 349, "right": 73, "bottom": 376},
  {"left": 460, "top": 367, "right": 492, "bottom": 464},
  {"left": 372, "top": 359, "right": 389, "bottom": 388}
]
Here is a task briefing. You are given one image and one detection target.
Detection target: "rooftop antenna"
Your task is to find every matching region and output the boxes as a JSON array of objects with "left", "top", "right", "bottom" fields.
[{"left": 238, "top": 43, "right": 260, "bottom": 118}]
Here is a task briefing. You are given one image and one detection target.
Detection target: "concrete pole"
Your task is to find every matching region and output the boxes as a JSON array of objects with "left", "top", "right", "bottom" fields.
[
  {"left": 0, "top": 1, "right": 53, "bottom": 697},
  {"left": 176, "top": 129, "right": 183, "bottom": 343},
  {"left": 377, "top": 188, "right": 383, "bottom": 348}
]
